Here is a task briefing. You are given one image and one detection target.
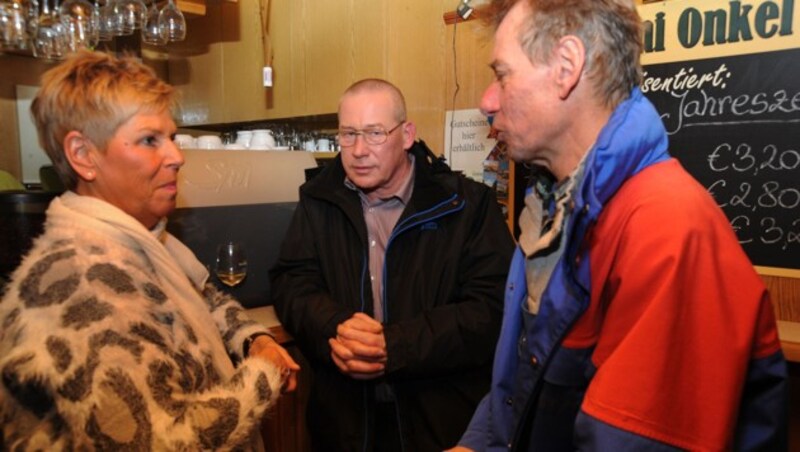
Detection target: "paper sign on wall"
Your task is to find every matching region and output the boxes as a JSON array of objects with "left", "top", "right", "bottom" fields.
[{"left": 444, "top": 109, "right": 496, "bottom": 183}]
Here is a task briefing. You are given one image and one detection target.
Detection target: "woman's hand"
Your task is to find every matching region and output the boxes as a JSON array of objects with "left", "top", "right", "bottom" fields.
[{"left": 248, "top": 335, "right": 301, "bottom": 393}]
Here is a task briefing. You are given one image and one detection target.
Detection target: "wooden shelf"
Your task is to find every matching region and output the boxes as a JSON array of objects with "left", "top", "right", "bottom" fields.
[
  {"left": 176, "top": 0, "right": 206, "bottom": 16},
  {"left": 443, "top": 5, "right": 489, "bottom": 25},
  {"left": 312, "top": 152, "right": 339, "bottom": 160}
]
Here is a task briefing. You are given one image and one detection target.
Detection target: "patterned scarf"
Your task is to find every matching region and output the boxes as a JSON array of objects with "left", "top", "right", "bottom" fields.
[
  {"left": 47, "top": 192, "right": 235, "bottom": 380},
  {"left": 517, "top": 156, "right": 588, "bottom": 314}
]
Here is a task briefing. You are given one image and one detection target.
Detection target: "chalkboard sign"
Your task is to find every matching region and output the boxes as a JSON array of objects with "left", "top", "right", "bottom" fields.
[
  {"left": 642, "top": 49, "right": 800, "bottom": 271},
  {"left": 638, "top": 0, "right": 800, "bottom": 273}
]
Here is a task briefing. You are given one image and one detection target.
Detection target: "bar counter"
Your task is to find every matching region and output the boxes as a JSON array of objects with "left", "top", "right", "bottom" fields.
[
  {"left": 779, "top": 321, "right": 800, "bottom": 363},
  {"left": 246, "top": 306, "right": 292, "bottom": 345}
]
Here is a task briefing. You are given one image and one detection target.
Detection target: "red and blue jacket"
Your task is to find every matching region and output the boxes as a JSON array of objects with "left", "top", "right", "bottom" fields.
[{"left": 459, "top": 88, "right": 787, "bottom": 451}]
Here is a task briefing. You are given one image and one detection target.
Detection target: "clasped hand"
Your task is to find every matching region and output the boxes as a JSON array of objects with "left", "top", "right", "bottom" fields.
[
  {"left": 248, "top": 335, "right": 301, "bottom": 393},
  {"left": 329, "top": 312, "right": 387, "bottom": 380}
]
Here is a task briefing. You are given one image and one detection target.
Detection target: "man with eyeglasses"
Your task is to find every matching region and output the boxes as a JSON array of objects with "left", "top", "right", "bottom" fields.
[{"left": 270, "top": 79, "right": 514, "bottom": 451}]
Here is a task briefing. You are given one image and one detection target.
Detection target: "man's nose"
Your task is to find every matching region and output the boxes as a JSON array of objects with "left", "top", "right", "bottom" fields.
[
  {"left": 480, "top": 81, "right": 500, "bottom": 117},
  {"left": 351, "top": 134, "right": 369, "bottom": 156}
]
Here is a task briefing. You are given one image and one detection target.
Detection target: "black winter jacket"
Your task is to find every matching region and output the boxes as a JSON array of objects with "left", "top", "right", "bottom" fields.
[{"left": 270, "top": 141, "right": 514, "bottom": 451}]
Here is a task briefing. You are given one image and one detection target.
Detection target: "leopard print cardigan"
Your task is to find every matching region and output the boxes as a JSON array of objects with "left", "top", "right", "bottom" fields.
[{"left": 0, "top": 204, "right": 282, "bottom": 451}]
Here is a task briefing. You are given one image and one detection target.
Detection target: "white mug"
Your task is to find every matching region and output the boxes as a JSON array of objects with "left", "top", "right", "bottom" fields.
[
  {"left": 316, "top": 138, "right": 331, "bottom": 151},
  {"left": 197, "top": 135, "right": 223, "bottom": 149},
  {"left": 174, "top": 134, "right": 196, "bottom": 149},
  {"left": 235, "top": 131, "right": 253, "bottom": 148},
  {"left": 251, "top": 129, "right": 276, "bottom": 149}
]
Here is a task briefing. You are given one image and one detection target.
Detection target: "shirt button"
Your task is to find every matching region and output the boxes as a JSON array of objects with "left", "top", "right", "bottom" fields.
[
  {"left": 368, "top": 207, "right": 375, "bottom": 213},
  {"left": 530, "top": 355, "right": 539, "bottom": 367},
  {"left": 370, "top": 240, "right": 376, "bottom": 247},
  {"left": 505, "top": 397, "right": 513, "bottom": 406}
]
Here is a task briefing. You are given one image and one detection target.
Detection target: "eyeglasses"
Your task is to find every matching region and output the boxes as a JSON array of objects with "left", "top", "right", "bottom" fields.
[{"left": 338, "top": 122, "right": 404, "bottom": 147}]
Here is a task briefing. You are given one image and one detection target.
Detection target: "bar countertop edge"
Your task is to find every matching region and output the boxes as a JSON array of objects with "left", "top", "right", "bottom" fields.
[{"left": 245, "top": 305, "right": 293, "bottom": 345}]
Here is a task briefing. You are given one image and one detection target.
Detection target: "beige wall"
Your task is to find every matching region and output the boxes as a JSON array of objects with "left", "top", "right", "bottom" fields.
[
  {"left": 0, "top": 0, "right": 655, "bottom": 179},
  {"left": 0, "top": 1, "right": 495, "bottom": 177},
  {"left": 170, "top": 0, "right": 496, "bottom": 155}
]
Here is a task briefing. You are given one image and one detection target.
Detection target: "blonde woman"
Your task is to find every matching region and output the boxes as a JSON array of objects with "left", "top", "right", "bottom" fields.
[{"left": 0, "top": 51, "right": 299, "bottom": 451}]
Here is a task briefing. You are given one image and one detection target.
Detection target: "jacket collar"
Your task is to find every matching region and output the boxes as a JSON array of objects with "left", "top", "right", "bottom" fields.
[
  {"left": 302, "top": 140, "right": 462, "bottom": 222},
  {"left": 578, "top": 87, "right": 671, "bottom": 220},
  {"left": 567, "top": 87, "right": 671, "bottom": 294}
]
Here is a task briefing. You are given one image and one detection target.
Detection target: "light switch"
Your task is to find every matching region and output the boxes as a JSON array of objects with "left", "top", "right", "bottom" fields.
[{"left": 263, "top": 67, "right": 273, "bottom": 87}]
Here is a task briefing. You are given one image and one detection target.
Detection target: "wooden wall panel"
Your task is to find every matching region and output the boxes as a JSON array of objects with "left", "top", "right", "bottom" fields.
[
  {"left": 222, "top": 0, "right": 270, "bottom": 122},
  {"left": 385, "top": 1, "right": 448, "bottom": 151},
  {"left": 267, "top": 0, "right": 302, "bottom": 118},
  {"left": 168, "top": 8, "right": 226, "bottom": 125},
  {"left": 763, "top": 275, "right": 800, "bottom": 323},
  {"left": 349, "top": 0, "right": 387, "bottom": 83},
  {"left": 302, "top": 1, "right": 355, "bottom": 115},
  {"left": 444, "top": 19, "right": 495, "bottom": 113},
  {"left": 172, "top": 0, "right": 457, "bottom": 143}
]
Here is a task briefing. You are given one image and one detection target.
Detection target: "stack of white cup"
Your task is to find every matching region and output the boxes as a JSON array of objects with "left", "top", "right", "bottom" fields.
[
  {"left": 234, "top": 131, "right": 253, "bottom": 149},
  {"left": 317, "top": 138, "right": 331, "bottom": 151},
  {"left": 250, "top": 130, "right": 276, "bottom": 150},
  {"left": 197, "top": 135, "right": 223, "bottom": 150},
  {"left": 174, "top": 134, "right": 196, "bottom": 149}
]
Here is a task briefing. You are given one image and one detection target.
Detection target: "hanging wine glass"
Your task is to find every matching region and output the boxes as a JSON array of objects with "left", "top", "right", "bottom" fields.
[
  {"left": 0, "top": 0, "right": 34, "bottom": 52},
  {"left": 95, "top": 0, "right": 114, "bottom": 40},
  {"left": 59, "top": 0, "right": 95, "bottom": 51},
  {"left": 157, "top": 0, "right": 183, "bottom": 42},
  {"left": 86, "top": 0, "right": 98, "bottom": 45},
  {"left": 113, "top": 0, "right": 144, "bottom": 35},
  {"left": 0, "top": 5, "right": 5, "bottom": 53},
  {"left": 32, "top": 0, "right": 66, "bottom": 60},
  {"left": 26, "top": 0, "right": 40, "bottom": 43},
  {"left": 140, "top": 0, "right": 164, "bottom": 45}
]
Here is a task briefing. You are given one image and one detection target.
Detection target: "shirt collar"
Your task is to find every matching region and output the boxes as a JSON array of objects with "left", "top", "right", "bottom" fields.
[{"left": 345, "top": 153, "right": 416, "bottom": 205}]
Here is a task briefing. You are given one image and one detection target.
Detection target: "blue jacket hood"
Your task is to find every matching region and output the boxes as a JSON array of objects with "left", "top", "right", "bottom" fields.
[
  {"left": 580, "top": 87, "right": 671, "bottom": 221},
  {"left": 567, "top": 88, "right": 671, "bottom": 294}
]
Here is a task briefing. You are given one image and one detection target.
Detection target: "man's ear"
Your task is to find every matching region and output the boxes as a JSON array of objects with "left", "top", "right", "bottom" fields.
[
  {"left": 552, "top": 35, "right": 586, "bottom": 100},
  {"left": 63, "top": 131, "right": 97, "bottom": 181},
  {"left": 402, "top": 121, "right": 417, "bottom": 150}
]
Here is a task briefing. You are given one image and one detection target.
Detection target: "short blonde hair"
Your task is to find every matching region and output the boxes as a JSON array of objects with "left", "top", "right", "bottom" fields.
[
  {"left": 338, "top": 78, "right": 407, "bottom": 124},
  {"left": 30, "top": 50, "right": 175, "bottom": 190},
  {"left": 487, "top": 0, "right": 642, "bottom": 109}
]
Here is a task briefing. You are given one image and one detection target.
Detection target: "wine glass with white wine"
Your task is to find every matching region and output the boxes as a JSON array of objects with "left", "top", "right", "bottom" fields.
[{"left": 215, "top": 241, "right": 247, "bottom": 287}]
